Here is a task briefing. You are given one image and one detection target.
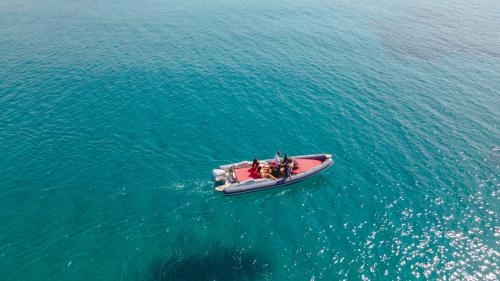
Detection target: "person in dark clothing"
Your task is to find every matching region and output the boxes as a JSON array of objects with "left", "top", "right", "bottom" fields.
[
  {"left": 282, "top": 154, "right": 294, "bottom": 177},
  {"left": 280, "top": 153, "right": 289, "bottom": 177},
  {"left": 283, "top": 154, "right": 289, "bottom": 177},
  {"left": 252, "top": 158, "right": 259, "bottom": 170}
]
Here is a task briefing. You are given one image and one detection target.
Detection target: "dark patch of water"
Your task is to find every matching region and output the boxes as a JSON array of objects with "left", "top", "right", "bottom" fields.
[{"left": 141, "top": 247, "right": 272, "bottom": 281}]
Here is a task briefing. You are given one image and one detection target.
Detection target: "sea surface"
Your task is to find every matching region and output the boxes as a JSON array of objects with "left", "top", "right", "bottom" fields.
[{"left": 1, "top": 0, "right": 499, "bottom": 280}]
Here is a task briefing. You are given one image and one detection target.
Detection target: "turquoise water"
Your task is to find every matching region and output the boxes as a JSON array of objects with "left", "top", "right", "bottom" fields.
[{"left": 1, "top": 0, "right": 499, "bottom": 280}]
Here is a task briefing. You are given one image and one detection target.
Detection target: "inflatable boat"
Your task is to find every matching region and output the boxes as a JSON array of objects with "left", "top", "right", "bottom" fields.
[{"left": 212, "top": 154, "right": 333, "bottom": 195}]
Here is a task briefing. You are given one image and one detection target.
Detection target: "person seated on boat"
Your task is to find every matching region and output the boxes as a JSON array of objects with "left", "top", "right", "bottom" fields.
[
  {"left": 252, "top": 158, "right": 259, "bottom": 170},
  {"left": 274, "top": 152, "right": 281, "bottom": 166},
  {"left": 286, "top": 156, "right": 294, "bottom": 176},
  {"left": 279, "top": 153, "right": 289, "bottom": 176},
  {"left": 271, "top": 165, "right": 280, "bottom": 178},
  {"left": 280, "top": 154, "right": 294, "bottom": 177},
  {"left": 273, "top": 152, "right": 281, "bottom": 174},
  {"left": 283, "top": 154, "right": 289, "bottom": 166},
  {"left": 259, "top": 164, "right": 276, "bottom": 180}
]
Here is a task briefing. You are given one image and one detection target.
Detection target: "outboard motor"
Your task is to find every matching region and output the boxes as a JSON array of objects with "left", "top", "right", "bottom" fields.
[{"left": 212, "top": 169, "right": 227, "bottom": 186}]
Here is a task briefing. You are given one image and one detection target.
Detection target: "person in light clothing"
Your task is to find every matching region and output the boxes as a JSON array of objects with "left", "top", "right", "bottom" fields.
[
  {"left": 259, "top": 164, "right": 276, "bottom": 180},
  {"left": 273, "top": 152, "right": 281, "bottom": 177},
  {"left": 274, "top": 152, "right": 281, "bottom": 167}
]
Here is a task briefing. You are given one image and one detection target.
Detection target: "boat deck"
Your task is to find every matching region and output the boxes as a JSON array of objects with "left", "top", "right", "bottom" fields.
[{"left": 234, "top": 158, "right": 323, "bottom": 182}]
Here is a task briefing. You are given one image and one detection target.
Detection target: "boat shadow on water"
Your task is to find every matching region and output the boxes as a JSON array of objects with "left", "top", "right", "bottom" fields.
[
  {"left": 231, "top": 173, "right": 336, "bottom": 199},
  {"left": 140, "top": 247, "right": 272, "bottom": 281},
  {"left": 289, "top": 173, "right": 334, "bottom": 192}
]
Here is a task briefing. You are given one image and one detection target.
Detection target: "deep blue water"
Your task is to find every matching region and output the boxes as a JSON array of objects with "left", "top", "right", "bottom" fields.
[{"left": 1, "top": 0, "right": 499, "bottom": 280}]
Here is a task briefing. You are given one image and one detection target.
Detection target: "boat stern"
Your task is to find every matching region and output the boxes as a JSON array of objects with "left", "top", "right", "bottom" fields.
[{"left": 212, "top": 168, "right": 233, "bottom": 191}]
